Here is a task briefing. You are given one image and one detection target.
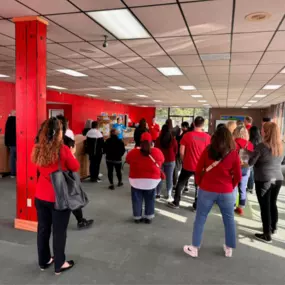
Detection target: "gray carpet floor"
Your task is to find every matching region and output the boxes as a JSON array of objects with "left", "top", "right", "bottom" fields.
[{"left": 0, "top": 163, "right": 285, "bottom": 284}]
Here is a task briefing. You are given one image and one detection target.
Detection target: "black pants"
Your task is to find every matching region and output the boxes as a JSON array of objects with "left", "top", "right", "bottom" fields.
[
  {"left": 89, "top": 154, "right": 102, "bottom": 181},
  {"left": 35, "top": 198, "right": 71, "bottom": 272},
  {"left": 255, "top": 180, "right": 282, "bottom": 235},
  {"left": 173, "top": 168, "right": 196, "bottom": 206},
  {"left": 106, "top": 161, "right": 122, "bottom": 185},
  {"left": 72, "top": 208, "right": 83, "bottom": 223}
]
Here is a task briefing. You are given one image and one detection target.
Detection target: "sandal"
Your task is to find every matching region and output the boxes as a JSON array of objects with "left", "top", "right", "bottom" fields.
[
  {"left": 55, "top": 260, "right": 75, "bottom": 275},
  {"left": 40, "top": 257, "right": 54, "bottom": 271}
]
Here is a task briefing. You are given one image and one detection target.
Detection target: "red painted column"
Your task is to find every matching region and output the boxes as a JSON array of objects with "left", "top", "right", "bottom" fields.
[{"left": 13, "top": 16, "right": 47, "bottom": 231}]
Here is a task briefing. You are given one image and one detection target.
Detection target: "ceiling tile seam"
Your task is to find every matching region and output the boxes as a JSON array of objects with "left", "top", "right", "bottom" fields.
[
  {"left": 234, "top": 14, "right": 285, "bottom": 107},
  {"left": 176, "top": 0, "right": 220, "bottom": 107}
]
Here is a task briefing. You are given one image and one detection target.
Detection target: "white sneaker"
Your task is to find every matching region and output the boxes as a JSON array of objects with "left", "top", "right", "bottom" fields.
[
  {"left": 98, "top": 173, "right": 103, "bottom": 178},
  {"left": 183, "top": 245, "right": 198, "bottom": 258},
  {"left": 167, "top": 196, "right": 173, "bottom": 202},
  {"left": 223, "top": 245, "right": 233, "bottom": 257},
  {"left": 10, "top": 176, "right": 15, "bottom": 178}
]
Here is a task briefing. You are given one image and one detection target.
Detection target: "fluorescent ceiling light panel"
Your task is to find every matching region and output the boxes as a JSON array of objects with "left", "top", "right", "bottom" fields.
[
  {"left": 109, "top": 86, "right": 126, "bottom": 90},
  {"left": 242, "top": 107, "right": 249, "bottom": 109},
  {"left": 248, "top": 100, "right": 257, "bottom": 103},
  {"left": 57, "top": 69, "right": 88, "bottom": 77},
  {"left": 245, "top": 104, "right": 252, "bottom": 106},
  {"left": 153, "top": 100, "right": 162, "bottom": 102},
  {"left": 191, "top": 94, "right": 203, "bottom": 98},
  {"left": 0, "top": 74, "right": 9, "bottom": 78},
  {"left": 263, "top": 85, "right": 282, "bottom": 90},
  {"left": 200, "top": 53, "right": 230, "bottom": 61},
  {"left": 198, "top": 100, "right": 207, "bottom": 103},
  {"left": 172, "top": 106, "right": 179, "bottom": 107},
  {"left": 87, "top": 94, "right": 99, "bottom": 97},
  {"left": 112, "top": 99, "right": 122, "bottom": 102},
  {"left": 254, "top": 94, "right": 267, "bottom": 98},
  {"left": 88, "top": 9, "right": 150, "bottom": 40},
  {"left": 47, "top": 85, "right": 67, "bottom": 90},
  {"left": 280, "top": 67, "right": 285, "bottom": 73},
  {"left": 157, "top": 67, "right": 183, "bottom": 76},
  {"left": 136, "top": 94, "right": 148, "bottom": 98},
  {"left": 179, "top": 85, "right": 196, "bottom": 90}
]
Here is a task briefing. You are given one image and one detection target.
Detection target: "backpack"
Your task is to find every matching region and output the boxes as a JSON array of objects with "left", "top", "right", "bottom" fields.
[{"left": 237, "top": 141, "right": 251, "bottom": 168}]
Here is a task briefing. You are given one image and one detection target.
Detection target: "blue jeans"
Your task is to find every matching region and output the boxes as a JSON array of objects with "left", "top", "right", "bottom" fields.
[
  {"left": 9, "top": 146, "right": 16, "bottom": 176},
  {"left": 192, "top": 189, "right": 236, "bottom": 248},
  {"left": 131, "top": 187, "right": 156, "bottom": 220},
  {"left": 156, "top": 161, "right": 175, "bottom": 196},
  {"left": 247, "top": 168, "right": 254, "bottom": 190},
  {"left": 238, "top": 168, "right": 250, "bottom": 207}
]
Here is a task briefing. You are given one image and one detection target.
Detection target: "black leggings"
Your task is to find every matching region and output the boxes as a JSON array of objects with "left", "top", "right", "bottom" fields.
[
  {"left": 35, "top": 198, "right": 71, "bottom": 272},
  {"left": 106, "top": 161, "right": 122, "bottom": 185},
  {"left": 72, "top": 208, "right": 83, "bottom": 223}
]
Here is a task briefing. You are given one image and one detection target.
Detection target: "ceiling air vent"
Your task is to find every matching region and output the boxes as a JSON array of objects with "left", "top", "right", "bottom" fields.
[{"left": 245, "top": 12, "right": 271, "bottom": 22}]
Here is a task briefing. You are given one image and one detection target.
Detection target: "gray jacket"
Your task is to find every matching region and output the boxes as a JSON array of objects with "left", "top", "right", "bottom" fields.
[{"left": 249, "top": 142, "right": 283, "bottom": 182}]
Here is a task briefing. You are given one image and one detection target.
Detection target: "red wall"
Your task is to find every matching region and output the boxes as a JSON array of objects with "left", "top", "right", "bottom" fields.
[
  {"left": 0, "top": 82, "right": 16, "bottom": 134},
  {"left": 0, "top": 81, "right": 155, "bottom": 134}
]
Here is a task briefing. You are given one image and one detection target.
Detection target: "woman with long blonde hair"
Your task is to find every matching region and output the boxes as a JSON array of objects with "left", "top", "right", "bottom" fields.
[
  {"left": 226, "top": 121, "right": 237, "bottom": 134},
  {"left": 249, "top": 122, "right": 283, "bottom": 243},
  {"left": 32, "top": 117, "right": 79, "bottom": 275}
]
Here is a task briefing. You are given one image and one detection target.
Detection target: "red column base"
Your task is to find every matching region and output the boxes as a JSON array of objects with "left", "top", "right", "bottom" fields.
[{"left": 14, "top": 218, "right": 37, "bottom": 232}]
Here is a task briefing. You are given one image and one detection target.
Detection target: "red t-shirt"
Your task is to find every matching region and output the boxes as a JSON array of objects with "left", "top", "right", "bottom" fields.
[
  {"left": 196, "top": 149, "right": 242, "bottom": 193},
  {"left": 245, "top": 124, "right": 252, "bottom": 131},
  {"left": 126, "top": 147, "right": 164, "bottom": 179},
  {"left": 180, "top": 131, "right": 211, "bottom": 171},
  {"left": 155, "top": 137, "right": 178, "bottom": 163},
  {"left": 235, "top": 138, "right": 254, "bottom": 152},
  {"left": 35, "top": 145, "right": 80, "bottom": 202},
  {"left": 149, "top": 123, "right": 160, "bottom": 141}
]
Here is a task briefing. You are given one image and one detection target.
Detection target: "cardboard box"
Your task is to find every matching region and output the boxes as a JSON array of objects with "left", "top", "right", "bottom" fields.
[
  {"left": 0, "top": 134, "right": 10, "bottom": 174},
  {"left": 74, "top": 135, "right": 89, "bottom": 179}
]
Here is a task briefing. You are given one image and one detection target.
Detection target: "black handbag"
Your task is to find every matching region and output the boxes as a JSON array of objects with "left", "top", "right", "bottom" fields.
[{"left": 50, "top": 153, "right": 89, "bottom": 211}]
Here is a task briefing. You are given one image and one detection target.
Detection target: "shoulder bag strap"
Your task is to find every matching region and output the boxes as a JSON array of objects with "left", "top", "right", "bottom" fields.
[
  {"left": 204, "top": 151, "right": 231, "bottom": 173},
  {"left": 149, "top": 154, "right": 160, "bottom": 169}
]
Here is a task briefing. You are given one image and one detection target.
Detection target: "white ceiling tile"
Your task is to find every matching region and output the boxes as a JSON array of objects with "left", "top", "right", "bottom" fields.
[
  {"left": 230, "top": 65, "right": 256, "bottom": 74},
  {"left": 47, "top": 21, "right": 81, "bottom": 42},
  {"left": 232, "top": 32, "right": 274, "bottom": 52},
  {"left": 47, "top": 43, "right": 87, "bottom": 59},
  {"left": 132, "top": 5, "right": 188, "bottom": 37},
  {"left": 254, "top": 64, "right": 284, "bottom": 74},
  {"left": 268, "top": 31, "right": 285, "bottom": 51},
  {"left": 268, "top": 74, "right": 285, "bottom": 84},
  {"left": 234, "top": 0, "right": 284, "bottom": 33},
  {"left": 279, "top": 18, "right": 285, "bottom": 30},
  {"left": 0, "top": 20, "right": 15, "bottom": 38},
  {"left": 231, "top": 52, "right": 263, "bottom": 65},
  {"left": 118, "top": 57, "right": 152, "bottom": 68},
  {"left": 144, "top": 56, "right": 175, "bottom": 67},
  {"left": 135, "top": 67, "right": 164, "bottom": 77},
  {"left": 0, "top": 34, "right": 15, "bottom": 46},
  {"left": 203, "top": 59, "right": 229, "bottom": 66},
  {"left": 181, "top": 66, "right": 206, "bottom": 75},
  {"left": 93, "top": 58, "right": 128, "bottom": 69},
  {"left": 0, "top": 0, "right": 38, "bottom": 17},
  {"left": 171, "top": 55, "right": 201, "bottom": 66},
  {"left": 69, "top": 0, "right": 125, "bottom": 11},
  {"left": 261, "top": 51, "right": 285, "bottom": 64},
  {"left": 47, "top": 13, "right": 114, "bottom": 41},
  {"left": 156, "top": 37, "right": 196, "bottom": 55},
  {"left": 0, "top": 47, "right": 15, "bottom": 58},
  {"left": 125, "top": 0, "right": 175, "bottom": 6},
  {"left": 205, "top": 65, "right": 229, "bottom": 74},
  {"left": 123, "top": 39, "right": 165, "bottom": 57},
  {"left": 208, "top": 74, "right": 229, "bottom": 81},
  {"left": 18, "top": 0, "right": 79, "bottom": 14},
  {"left": 48, "top": 58, "right": 82, "bottom": 69},
  {"left": 182, "top": 0, "right": 232, "bottom": 35},
  {"left": 250, "top": 73, "right": 275, "bottom": 81},
  {"left": 91, "top": 41, "right": 137, "bottom": 57},
  {"left": 194, "top": 34, "right": 230, "bottom": 53}
]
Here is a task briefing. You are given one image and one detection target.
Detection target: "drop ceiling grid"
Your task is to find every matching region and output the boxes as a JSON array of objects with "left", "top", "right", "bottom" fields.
[{"left": 0, "top": 0, "right": 283, "bottom": 107}]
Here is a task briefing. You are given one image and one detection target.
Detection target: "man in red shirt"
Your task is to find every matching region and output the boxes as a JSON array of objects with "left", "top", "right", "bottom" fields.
[
  {"left": 168, "top": 116, "right": 211, "bottom": 209},
  {"left": 244, "top": 116, "right": 253, "bottom": 131},
  {"left": 149, "top": 117, "right": 160, "bottom": 143}
]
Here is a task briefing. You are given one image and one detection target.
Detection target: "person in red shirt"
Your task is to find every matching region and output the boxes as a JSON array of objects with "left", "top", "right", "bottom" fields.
[
  {"left": 233, "top": 126, "right": 254, "bottom": 215},
  {"left": 155, "top": 124, "right": 178, "bottom": 200},
  {"left": 126, "top": 132, "right": 164, "bottom": 224},
  {"left": 168, "top": 116, "right": 211, "bottom": 209},
  {"left": 244, "top": 116, "right": 253, "bottom": 131},
  {"left": 32, "top": 118, "right": 79, "bottom": 275},
  {"left": 183, "top": 126, "right": 241, "bottom": 258},
  {"left": 149, "top": 117, "right": 160, "bottom": 143}
]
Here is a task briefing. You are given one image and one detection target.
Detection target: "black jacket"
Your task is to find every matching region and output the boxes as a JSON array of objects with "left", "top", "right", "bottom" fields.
[
  {"left": 134, "top": 128, "right": 148, "bottom": 147},
  {"left": 5, "top": 116, "right": 16, "bottom": 147},
  {"left": 104, "top": 135, "right": 126, "bottom": 162},
  {"left": 86, "top": 129, "right": 104, "bottom": 157}
]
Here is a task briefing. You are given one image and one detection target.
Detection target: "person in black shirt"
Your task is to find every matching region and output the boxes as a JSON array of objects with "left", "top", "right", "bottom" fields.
[
  {"left": 5, "top": 110, "right": 16, "bottom": 177},
  {"left": 104, "top": 129, "right": 126, "bottom": 190},
  {"left": 134, "top": 118, "right": 148, "bottom": 147}
]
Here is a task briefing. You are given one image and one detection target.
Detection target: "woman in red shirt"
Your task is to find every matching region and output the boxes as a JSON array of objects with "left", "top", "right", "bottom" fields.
[
  {"left": 184, "top": 127, "right": 241, "bottom": 258},
  {"left": 126, "top": 132, "right": 164, "bottom": 224},
  {"left": 32, "top": 118, "right": 80, "bottom": 275},
  {"left": 155, "top": 124, "right": 177, "bottom": 200}
]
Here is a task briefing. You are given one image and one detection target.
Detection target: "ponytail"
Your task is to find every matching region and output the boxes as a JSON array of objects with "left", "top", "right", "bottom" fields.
[{"left": 140, "top": 140, "right": 151, "bottom": 156}]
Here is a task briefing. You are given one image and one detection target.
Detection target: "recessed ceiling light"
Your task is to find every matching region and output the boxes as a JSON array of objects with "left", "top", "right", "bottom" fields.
[
  {"left": 254, "top": 94, "right": 267, "bottom": 98},
  {"left": 242, "top": 107, "right": 249, "bottom": 109},
  {"left": 136, "top": 94, "right": 148, "bottom": 98},
  {"left": 130, "top": 103, "right": 137, "bottom": 105},
  {"left": 0, "top": 74, "right": 9, "bottom": 78},
  {"left": 47, "top": 85, "right": 67, "bottom": 90},
  {"left": 153, "top": 100, "right": 162, "bottom": 102},
  {"left": 112, "top": 99, "right": 122, "bottom": 102},
  {"left": 245, "top": 12, "right": 271, "bottom": 22},
  {"left": 198, "top": 100, "right": 207, "bottom": 103},
  {"left": 180, "top": 85, "right": 196, "bottom": 90},
  {"left": 248, "top": 100, "right": 257, "bottom": 103},
  {"left": 87, "top": 94, "right": 99, "bottom": 97},
  {"left": 109, "top": 86, "right": 126, "bottom": 90},
  {"left": 87, "top": 9, "right": 150, "bottom": 40},
  {"left": 157, "top": 67, "right": 183, "bottom": 76},
  {"left": 191, "top": 94, "right": 203, "bottom": 98},
  {"left": 263, "top": 84, "right": 282, "bottom": 90},
  {"left": 200, "top": 53, "right": 230, "bottom": 61},
  {"left": 57, "top": 69, "right": 88, "bottom": 77}
]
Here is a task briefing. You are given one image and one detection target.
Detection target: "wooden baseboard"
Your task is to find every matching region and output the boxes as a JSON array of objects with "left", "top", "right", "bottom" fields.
[{"left": 14, "top": 218, "right": 37, "bottom": 232}]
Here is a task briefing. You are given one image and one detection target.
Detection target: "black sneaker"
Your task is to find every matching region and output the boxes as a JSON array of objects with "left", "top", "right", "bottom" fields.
[
  {"left": 144, "top": 218, "right": 152, "bottom": 224},
  {"left": 118, "top": 182, "right": 124, "bottom": 187},
  {"left": 155, "top": 195, "right": 161, "bottom": 199},
  {"left": 192, "top": 202, "right": 197, "bottom": 212},
  {"left": 109, "top": 185, "right": 115, "bottom": 190},
  {"left": 168, "top": 202, "right": 179, "bottom": 209},
  {"left": 134, "top": 218, "right": 144, "bottom": 224},
  {"left": 77, "top": 218, "right": 94, "bottom": 230},
  {"left": 255, "top": 233, "right": 272, "bottom": 243},
  {"left": 183, "top": 188, "right": 190, "bottom": 193},
  {"left": 272, "top": 229, "right": 278, "bottom": 235},
  {"left": 247, "top": 188, "right": 253, "bottom": 194}
]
